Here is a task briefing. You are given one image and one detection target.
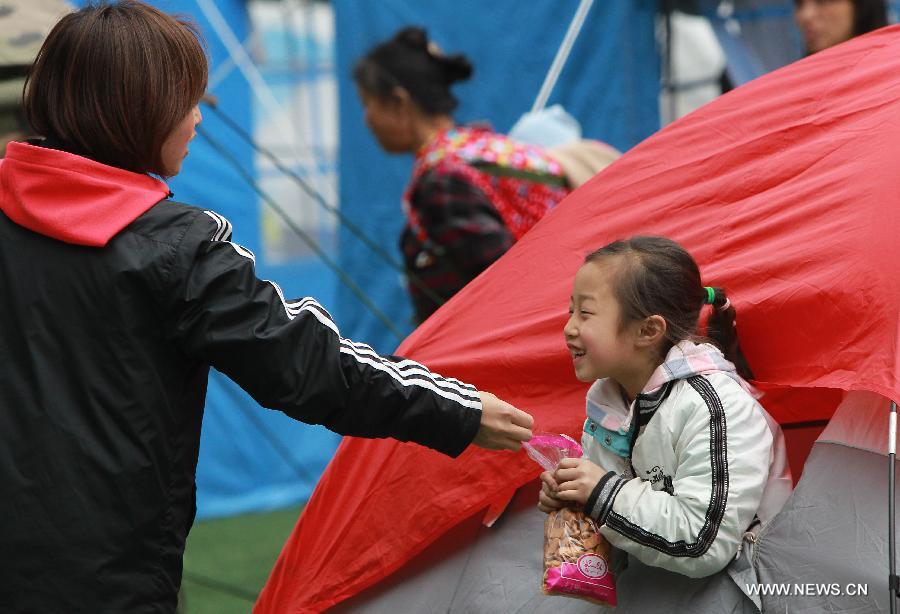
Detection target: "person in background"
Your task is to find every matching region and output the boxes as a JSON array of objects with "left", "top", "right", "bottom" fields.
[
  {"left": 794, "top": 0, "right": 887, "bottom": 54},
  {"left": 539, "top": 236, "right": 791, "bottom": 610},
  {"left": 0, "top": 3, "right": 533, "bottom": 611},
  {"left": 353, "top": 27, "right": 571, "bottom": 324}
]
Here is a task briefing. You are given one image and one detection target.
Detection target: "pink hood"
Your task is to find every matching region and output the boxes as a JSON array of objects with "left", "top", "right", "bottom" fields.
[{"left": 0, "top": 141, "right": 170, "bottom": 247}]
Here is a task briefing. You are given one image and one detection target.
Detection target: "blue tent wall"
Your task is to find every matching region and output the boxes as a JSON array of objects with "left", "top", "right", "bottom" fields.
[
  {"left": 165, "top": 0, "right": 342, "bottom": 519},
  {"left": 162, "top": 0, "right": 342, "bottom": 519},
  {"left": 70, "top": 0, "right": 341, "bottom": 518},
  {"left": 334, "top": 0, "right": 662, "bottom": 354}
]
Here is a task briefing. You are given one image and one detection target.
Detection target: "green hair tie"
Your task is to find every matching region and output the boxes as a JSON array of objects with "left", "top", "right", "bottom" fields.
[{"left": 704, "top": 286, "right": 716, "bottom": 305}]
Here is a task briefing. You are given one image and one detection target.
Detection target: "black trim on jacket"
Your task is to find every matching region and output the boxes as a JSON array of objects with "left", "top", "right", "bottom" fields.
[{"left": 603, "top": 375, "right": 730, "bottom": 558}]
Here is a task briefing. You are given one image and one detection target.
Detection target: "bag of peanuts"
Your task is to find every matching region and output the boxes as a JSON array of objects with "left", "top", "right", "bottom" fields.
[{"left": 524, "top": 434, "right": 617, "bottom": 606}]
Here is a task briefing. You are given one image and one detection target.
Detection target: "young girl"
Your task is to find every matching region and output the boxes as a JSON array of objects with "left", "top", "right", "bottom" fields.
[
  {"left": 539, "top": 236, "right": 791, "bottom": 589},
  {"left": 0, "top": 3, "right": 532, "bottom": 611}
]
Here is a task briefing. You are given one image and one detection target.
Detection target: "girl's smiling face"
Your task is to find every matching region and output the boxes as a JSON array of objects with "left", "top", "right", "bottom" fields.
[{"left": 564, "top": 259, "right": 639, "bottom": 383}]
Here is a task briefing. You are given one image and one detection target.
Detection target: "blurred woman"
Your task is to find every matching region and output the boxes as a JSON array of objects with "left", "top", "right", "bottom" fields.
[
  {"left": 0, "top": 3, "right": 533, "bottom": 610},
  {"left": 794, "top": 0, "right": 888, "bottom": 54},
  {"left": 354, "top": 27, "right": 571, "bottom": 324}
]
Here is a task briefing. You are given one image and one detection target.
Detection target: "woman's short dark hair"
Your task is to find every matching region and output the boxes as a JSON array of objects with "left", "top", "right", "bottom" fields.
[
  {"left": 353, "top": 26, "right": 472, "bottom": 116},
  {"left": 23, "top": 1, "right": 208, "bottom": 175},
  {"left": 853, "top": 0, "right": 888, "bottom": 36}
]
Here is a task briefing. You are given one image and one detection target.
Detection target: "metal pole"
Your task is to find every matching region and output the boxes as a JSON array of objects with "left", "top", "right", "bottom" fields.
[
  {"left": 890, "top": 400, "right": 898, "bottom": 613},
  {"left": 531, "top": 0, "right": 595, "bottom": 113}
]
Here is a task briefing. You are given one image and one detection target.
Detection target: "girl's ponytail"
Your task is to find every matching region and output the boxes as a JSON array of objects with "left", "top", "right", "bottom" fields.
[{"left": 704, "top": 287, "right": 755, "bottom": 380}]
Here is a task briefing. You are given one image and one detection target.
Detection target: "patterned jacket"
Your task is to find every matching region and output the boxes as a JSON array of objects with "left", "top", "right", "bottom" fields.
[{"left": 401, "top": 126, "right": 569, "bottom": 323}]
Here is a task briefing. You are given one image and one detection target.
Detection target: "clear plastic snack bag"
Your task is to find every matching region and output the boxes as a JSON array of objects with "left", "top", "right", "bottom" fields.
[{"left": 524, "top": 434, "right": 617, "bottom": 606}]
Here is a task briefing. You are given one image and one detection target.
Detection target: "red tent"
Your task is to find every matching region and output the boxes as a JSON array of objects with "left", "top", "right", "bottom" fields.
[{"left": 256, "top": 26, "right": 900, "bottom": 613}]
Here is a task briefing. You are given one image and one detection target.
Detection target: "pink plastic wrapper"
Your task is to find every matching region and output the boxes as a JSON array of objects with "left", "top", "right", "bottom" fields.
[
  {"left": 523, "top": 433, "right": 583, "bottom": 472},
  {"left": 525, "top": 434, "right": 617, "bottom": 606}
]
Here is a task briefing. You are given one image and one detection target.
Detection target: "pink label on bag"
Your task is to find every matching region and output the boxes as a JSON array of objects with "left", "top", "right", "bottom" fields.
[
  {"left": 576, "top": 553, "right": 608, "bottom": 578},
  {"left": 545, "top": 553, "right": 616, "bottom": 604}
]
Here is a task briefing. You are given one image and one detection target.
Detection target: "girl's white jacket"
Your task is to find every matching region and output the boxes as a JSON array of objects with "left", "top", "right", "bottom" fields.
[{"left": 581, "top": 345, "right": 792, "bottom": 579}]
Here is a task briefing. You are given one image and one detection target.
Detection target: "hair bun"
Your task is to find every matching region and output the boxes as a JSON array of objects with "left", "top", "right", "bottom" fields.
[
  {"left": 393, "top": 26, "right": 472, "bottom": 85},
  {"left": 358, "top": 26, "right": 470, "bottom": 115},
  {"left": 394, "top": 26, "right": 429, "bottom": 51},
  {"left": 437, "top": 53, "right": 473, "bottom": 84}
]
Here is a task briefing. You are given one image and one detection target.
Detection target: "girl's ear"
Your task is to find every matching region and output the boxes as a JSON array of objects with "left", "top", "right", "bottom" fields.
[{"left": 635, "top": 315, "right": 667, "bottom": 348}]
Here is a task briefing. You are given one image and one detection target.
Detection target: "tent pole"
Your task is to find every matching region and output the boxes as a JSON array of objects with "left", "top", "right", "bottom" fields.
[
  {"left": 530, "top": 0, "right": 594, "bottom": 113},
  {"left": 890, "top": 400, "right": 898, "bottom": 614}
]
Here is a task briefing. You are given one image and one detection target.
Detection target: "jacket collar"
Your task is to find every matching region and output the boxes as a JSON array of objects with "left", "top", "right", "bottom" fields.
[
  {"left": 0, "top": 141, "right": 170, "bottom": 247},
  {"left": 586, "top": 341, "right": 742, "bottom": 432}
]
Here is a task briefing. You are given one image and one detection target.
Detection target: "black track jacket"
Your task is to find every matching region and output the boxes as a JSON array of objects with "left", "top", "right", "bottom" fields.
[{"left": 0, "top": 142, "right": 482, "bottom": 612}]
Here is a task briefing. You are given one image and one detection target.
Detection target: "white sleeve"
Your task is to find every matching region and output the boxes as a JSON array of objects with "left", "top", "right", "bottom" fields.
[{"left": 586, "top": 376, "right": 773, "bottom": 578}]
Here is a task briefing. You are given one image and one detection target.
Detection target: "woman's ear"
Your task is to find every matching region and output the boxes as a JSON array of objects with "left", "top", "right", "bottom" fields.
[
  {"left": 389, "top": 86, "right": 413, "bottom": 110},
  {"left": 635, "top": 315, "right": 667, "bottom": 348}
]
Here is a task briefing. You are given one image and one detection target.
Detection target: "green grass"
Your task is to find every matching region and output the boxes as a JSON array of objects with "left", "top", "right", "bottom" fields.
[{"left": 181, "top": 505, "right": 304, "bottom": 614}]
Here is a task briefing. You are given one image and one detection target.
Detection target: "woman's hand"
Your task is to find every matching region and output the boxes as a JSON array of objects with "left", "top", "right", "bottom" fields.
[
  {"left": 471, "top": 391, "right": 534, "bottom": 451},
  {"left": 537, "top": 470, "right": 566, "bottom": 513},
  {"left": 554, "top": 457, "right": 608, "bottom": 506}
]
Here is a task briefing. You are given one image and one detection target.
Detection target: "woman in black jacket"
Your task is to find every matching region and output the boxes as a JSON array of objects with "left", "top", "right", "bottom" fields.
[{"left": 0, "top": 2, "right": 532, "bottom": 611}]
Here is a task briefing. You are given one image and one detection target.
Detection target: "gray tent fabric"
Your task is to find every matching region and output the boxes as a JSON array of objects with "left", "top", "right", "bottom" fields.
[
  {"left": 756, "top": 441, "right": 893, "bottom": 613},
  {"left": 335, "top": 479, "right": 757, "bottom": 613},
  {"left": 336, "top": 390, "right": 897, "bottom": 612}
]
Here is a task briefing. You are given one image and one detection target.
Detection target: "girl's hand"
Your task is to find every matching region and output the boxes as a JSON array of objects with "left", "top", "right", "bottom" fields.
[
  {"left": 537, "top": 470, "right": 566, "bottom": 514},
  {"left": 554, "top": 457, "right": 608, "bottom": 506}
]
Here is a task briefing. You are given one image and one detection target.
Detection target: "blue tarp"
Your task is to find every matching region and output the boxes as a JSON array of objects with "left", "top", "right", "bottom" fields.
[
  {"left": 335, "top": 0, "right": 662, "bottom": 354},
  {"left": 163, "top": 0, "right": 342, "bottom": 519}
]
